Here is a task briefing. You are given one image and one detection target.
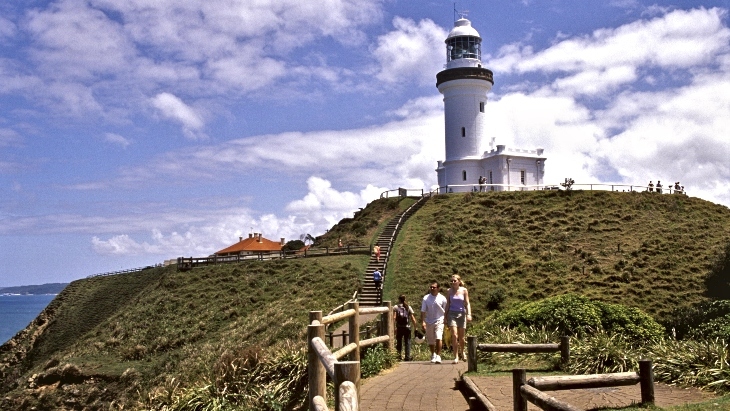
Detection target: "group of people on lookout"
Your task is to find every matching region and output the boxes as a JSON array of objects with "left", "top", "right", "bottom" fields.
[
  {"left": 392, "top": 275, "right": 471, "bottom": 364},
  {"left": 647, "top": 180, "right": 685, "bottom": 194}
]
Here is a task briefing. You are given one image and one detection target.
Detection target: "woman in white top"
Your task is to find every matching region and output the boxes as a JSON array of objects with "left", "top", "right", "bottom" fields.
[{"left": 444, "top": 274, "right": 472, "bottom": 363}]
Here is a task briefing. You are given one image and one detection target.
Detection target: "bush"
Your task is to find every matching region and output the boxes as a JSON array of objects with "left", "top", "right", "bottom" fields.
[
  {"left": 495, "top": 294, "right": 662, "bottom": 341},
  {"left": 485, "top": 286, "right": 506, "bottom": 310},
  {"left": 706, "top": 241, "right": 730, "bottom": 299},
  {"left": 360, "top": 345, "right": 398, "bottom": 378}
]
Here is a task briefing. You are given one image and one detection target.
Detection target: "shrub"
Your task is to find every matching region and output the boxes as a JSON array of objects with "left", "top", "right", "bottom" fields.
[
  {"left": 360, "top": 345, "right": 398, "bottom": 378},
  {"left": 485, "top": 286, "right": 506, "bottom": 310},
  {"left": 495, "top": 294, "right": 662, "bottom": 341}
]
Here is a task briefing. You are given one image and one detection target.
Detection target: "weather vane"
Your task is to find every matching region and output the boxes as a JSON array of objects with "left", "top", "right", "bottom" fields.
[{"left": 453, "top": 3, "right": 469, "bottom": 21}]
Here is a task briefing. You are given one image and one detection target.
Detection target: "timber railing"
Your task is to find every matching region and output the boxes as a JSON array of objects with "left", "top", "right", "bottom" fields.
[
  {"left": 86, "top": 264, "right": 162, "bottom": 278},
  {"left": 308, "top": 301, "right": 394, "bottom": 411},
  {"left": 466, "top": 335, "right": 570, "bottom": 373},
  {"left": 513, "top": 360, "right": 655, "bottom": 411},
  {"left": 177, "top": 245, "right": 370, "bottom": 271}
]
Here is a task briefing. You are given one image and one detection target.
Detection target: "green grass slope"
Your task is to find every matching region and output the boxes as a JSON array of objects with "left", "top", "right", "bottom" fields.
[
  {"left": 0, "top": 256, "right": 367, "bottom": 409},
  {"left": 386, "top": 190, "right": 730, "bottom": 322}
]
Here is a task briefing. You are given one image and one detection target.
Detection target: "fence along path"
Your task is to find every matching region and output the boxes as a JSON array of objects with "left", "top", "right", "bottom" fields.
[{"left": 307, "top": 302, "right": 394, "bottom": 411}]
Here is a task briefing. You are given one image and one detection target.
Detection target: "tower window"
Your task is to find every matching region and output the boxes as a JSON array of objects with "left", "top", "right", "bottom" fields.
[
  {"left": 520, "top": 170, "right": 526, "bottom": 185},
  {"left": 479, "top": 102, "right": 485, "bottom": 112},
  {"left": 462, "top": 170, "right": 467, "bottom": 181},
  {"left": 461, "top": 127, "right": 466, "bottom": 137},
  {"left": 488, "top": 171, "right": 493, "bottom": 184}
]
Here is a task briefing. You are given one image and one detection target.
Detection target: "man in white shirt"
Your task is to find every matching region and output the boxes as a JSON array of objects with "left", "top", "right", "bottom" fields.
[{"left": 421, "top": 281, "right": 447, "bottom": 364}]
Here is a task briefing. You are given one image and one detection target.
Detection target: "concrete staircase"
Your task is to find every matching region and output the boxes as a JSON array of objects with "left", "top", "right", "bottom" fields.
[{"left": 359, "top": 195, "right": 430, "bottom": 306}]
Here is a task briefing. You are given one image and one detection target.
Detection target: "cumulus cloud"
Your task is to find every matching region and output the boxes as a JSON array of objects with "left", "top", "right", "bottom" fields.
[
  {"left": 1, "top": 0, "right": 386, "bottom": 126},
  {"left": 372, "top": 17, "right": 447, "bottom": 86},
  {"left": 490, "top": 7, "right": 730, "bottom": 95},
  {"left": 88, "top": 176, "right": 387, "bottom": 257},
  {"left": 151, "top": 92, "right": 206, "bottom": 139}
]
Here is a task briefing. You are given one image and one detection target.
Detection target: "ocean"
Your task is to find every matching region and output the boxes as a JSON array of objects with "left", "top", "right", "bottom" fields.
[{"left": 0, "top": 294, "right": 56, "bottom": 345}]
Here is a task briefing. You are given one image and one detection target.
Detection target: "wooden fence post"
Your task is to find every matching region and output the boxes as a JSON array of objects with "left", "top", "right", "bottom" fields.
[
  {"left": 334, "top": 361, "right": 360, "bottom": 410},
  {"left": 467, "top": 335, "right": 478, "bottom": 372},
  {"left": 349, "top": 302, "right": 360, "bottom": 362},
  {"left": 513, "top": 368, "right": 526, "bottom": 411},
  {"left": 308, "top": 312, "right": 325, "bottom": 411},
  {"left": 384, "top": 301, "right": 394, "bottom": 351},
  {"left": 560, "top": 336, "right": 570, "bottom": 367},
  {"left": 639, "top": 359, "right": 654, "bottom": 404}
]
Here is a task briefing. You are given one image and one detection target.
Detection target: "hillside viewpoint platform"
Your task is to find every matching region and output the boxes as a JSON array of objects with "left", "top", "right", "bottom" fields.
[{"left": 359, "top": 362, "right": 714, "bottom": 411}]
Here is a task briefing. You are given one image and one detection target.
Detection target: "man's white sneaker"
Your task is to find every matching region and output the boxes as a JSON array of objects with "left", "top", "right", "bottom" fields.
[
  {"left": 430, "top": 353, "right": 436, "bottom": 363},
  {"left": 435, "top": 355, "right": 442, "bottom": 364}
]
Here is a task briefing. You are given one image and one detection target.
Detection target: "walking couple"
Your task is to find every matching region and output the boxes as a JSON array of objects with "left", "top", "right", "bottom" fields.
[{"left": 419, "top": 275, "right": 472, "bottom": 364}]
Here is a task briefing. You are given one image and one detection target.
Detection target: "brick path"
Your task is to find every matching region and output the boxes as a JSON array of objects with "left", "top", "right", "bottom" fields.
[
  {"left": 360, "top": 363, "right": 716, "bottom": 411},
  {"left": 360, "top": 361, "right": 469, "bottom": 411},
  {"left": 470, "top": 374, "right": 714, "bottom": 410}
]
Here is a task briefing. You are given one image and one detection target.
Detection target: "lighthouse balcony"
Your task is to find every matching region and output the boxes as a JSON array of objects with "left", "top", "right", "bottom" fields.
[{"left": 436, "top": 67, "right": 494, "bottom": 87}]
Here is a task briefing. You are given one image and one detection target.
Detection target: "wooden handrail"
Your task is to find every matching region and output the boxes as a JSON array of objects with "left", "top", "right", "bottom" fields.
[
  {"left": 529, "top": 372, "right": 640, "bottom": 390},
  {"left": 307, "top": 303, "right": 393, "bottom": 411},
  {"left": 321, "top": 309, "right": 357, "bottom": 325},
  {"left": 468, "top": 336, "right": 569, "bottom": 372},
  {"left": 311, "top": 336, "right": 336, "bottom": 378},
  {"left": 513, "top": 361, "right": 654, "bottom": 411}
]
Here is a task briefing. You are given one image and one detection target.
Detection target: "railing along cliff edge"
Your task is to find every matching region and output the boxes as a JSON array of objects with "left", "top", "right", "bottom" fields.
[{"left": 308, "top": 301, "right": 394, "bottom": 411}]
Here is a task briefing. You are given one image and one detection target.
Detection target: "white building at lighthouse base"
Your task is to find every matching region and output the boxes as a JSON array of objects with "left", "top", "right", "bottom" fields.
[{"left": 436, "top": 144, "right": 546, "bottom": 193}]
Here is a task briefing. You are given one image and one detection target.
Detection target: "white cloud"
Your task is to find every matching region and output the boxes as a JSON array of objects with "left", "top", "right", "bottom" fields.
[
  {"left": 89, "top": 176, "right": 388, "bottom": 257},
  {"left": 372, "top": 17, "right": 447, "bottom": 86},
  {"left": 104, "top": 132, "right": 132, "bottom": 148},
  {"left": 489, "top": 7, "right": 730, "bottom": 96},
  {"left": 151, "top": 92, "right": 206, "bottom": 139}
]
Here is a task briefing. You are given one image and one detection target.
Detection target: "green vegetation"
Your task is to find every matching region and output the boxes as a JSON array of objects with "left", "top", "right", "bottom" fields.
[
  {"left": 387, "top": 190, "right": 730, "bottom": 323},
  {"left": 1, "top": 256, "right": 367, "bottom": 410},
  {"left": 494, "top": 294, "right": 664, "bottom": 341},
  {"left": 2, "top": 190, "right": 730, "bottom": 410}
]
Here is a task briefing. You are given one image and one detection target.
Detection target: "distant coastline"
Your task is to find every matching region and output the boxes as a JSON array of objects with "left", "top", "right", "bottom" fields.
[{"left": 0, "top": 283, "right": 68, "bottom": 296}]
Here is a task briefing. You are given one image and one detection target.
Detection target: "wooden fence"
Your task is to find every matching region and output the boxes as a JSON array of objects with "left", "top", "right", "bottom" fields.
[
  {"left": 308, "top": 302, "right": 394, "bottom": 411},
  {"left": 466, "top": 335, "right": 570, "bottom": 373},
  {"left": 177, "top": 245, "right": 371, "bottom": 271},
  {"left": 514, "top": 360, "right": 655, "bottom": 411},
  {"left": 86, "top": 264, "right": 161, "bottom": 278}
]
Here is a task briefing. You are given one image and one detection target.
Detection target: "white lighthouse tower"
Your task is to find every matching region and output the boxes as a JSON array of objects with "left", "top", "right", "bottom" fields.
[{"left": 436, "top": 18, "right": 546, "bottom": 192}]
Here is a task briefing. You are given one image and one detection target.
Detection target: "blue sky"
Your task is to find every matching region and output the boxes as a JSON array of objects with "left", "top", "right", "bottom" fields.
[{"left": 1, "top": 0, "right": 729, "bottom": 287}]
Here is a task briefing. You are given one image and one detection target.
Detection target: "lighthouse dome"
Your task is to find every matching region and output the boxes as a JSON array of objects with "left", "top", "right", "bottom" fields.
[
  {"left": 447, "top": 18, "right": 481, "bottom": 40},
  {"left": 444, "top": 18, "right": 482, "bottom": 68}
]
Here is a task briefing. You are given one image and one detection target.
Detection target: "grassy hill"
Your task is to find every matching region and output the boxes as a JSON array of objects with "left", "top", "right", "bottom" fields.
[
  {"left": 386, "top": 190, "right": 730, "bottom": 322},
  {"left": 1, "top": 191, "right": 729, "bottom": 410}
]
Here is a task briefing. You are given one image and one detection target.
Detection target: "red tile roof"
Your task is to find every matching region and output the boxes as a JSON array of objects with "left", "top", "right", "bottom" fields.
[{"left": 215, "top": 235, "right": 282, "bottom": 254}]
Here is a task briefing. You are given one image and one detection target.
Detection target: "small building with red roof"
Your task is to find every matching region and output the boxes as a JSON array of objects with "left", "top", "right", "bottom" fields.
[{"left": 215, "top": 233, "right": 284, "bottom": 257}]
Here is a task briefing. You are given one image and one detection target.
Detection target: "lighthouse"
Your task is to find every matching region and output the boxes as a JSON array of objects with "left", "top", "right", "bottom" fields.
[{"left": 436, "top": 18, "right": 546, "bottom": 192}]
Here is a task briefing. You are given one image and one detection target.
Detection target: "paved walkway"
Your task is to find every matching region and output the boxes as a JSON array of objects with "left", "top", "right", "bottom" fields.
[
  {"left": 470, "top": 374, "right": 714, "bottom": 410},
  {"left": 359, "top": 362, "right": 715, "bottom": 411},
  {"left": 360, "top": 361, "right": 470, "bottom": 411}
]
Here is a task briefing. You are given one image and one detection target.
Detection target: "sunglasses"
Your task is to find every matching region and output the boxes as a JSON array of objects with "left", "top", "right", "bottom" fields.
[{"left": 429, "top": 286, "right": 438, "bottom": 289}]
